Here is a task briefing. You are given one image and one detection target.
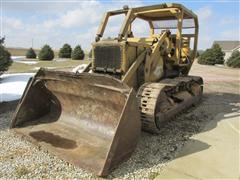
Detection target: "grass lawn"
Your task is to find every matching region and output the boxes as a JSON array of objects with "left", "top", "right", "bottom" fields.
[
  {"left": 5, "top": 47, "right": 91, "bottom": 73},
  {"left": 8, "top": 59, "right": 91, "bottom": 73}
]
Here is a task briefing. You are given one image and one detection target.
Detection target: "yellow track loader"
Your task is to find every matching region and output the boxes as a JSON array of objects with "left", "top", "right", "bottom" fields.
[{"left": 11, "top": 3, "right": 203, "bottom": 177}]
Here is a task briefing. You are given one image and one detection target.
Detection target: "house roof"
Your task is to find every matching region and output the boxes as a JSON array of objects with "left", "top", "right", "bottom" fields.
[{"left": 213, "top": 41, "right": 240, "bottom": 51}]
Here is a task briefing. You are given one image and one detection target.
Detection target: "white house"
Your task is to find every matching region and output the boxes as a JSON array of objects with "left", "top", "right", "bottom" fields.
[{"left": 213, "top": 41, "right": 240, "bottom": 63}]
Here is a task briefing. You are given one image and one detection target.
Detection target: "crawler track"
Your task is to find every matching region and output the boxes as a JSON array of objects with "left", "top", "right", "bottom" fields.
[{"left": 137, "top": 76, "right": 203, "bottom": 133}]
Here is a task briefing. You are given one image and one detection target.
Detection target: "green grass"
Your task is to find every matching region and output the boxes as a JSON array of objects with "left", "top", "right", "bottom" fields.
[{"left": 8, "top": 59, "right": 90, "bottom": 73}]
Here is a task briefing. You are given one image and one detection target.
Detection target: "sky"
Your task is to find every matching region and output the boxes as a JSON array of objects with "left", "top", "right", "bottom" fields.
[{"left": 0, "top": 0, "right": 239, "bottom": 50}]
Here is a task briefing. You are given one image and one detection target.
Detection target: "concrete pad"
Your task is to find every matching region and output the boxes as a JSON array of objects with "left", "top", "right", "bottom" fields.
[{"left": 156, "top": 112, "right": 240, "bottom": 180}]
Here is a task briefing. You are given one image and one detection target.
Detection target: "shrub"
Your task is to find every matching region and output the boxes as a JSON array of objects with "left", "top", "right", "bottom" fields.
[
  {"left": 38, "top": 44, "right": 54, "bottom": 60},
  {"left": 198, "top": 43, "right": 225, "bottom": 65},
  {"left": 226, "top": 50, "right": 240, "bottom": 68},
  {"left": 71, "top": 45, "right": 85, "bottom": 60},
  {"left": 59, "top": 43, "right": 72, "bottom": 58},
  {"left": 0, "top": 44, "right": 12, "bottom": 74},
  {"left": 211, "top": 43, "right": 225, "bottom": 64},
  {"left": 26, "top": 48, "right": 36, "bottom": 59},
  {"left": 198, "top": 49, "right": 214, "bottom": 65}
]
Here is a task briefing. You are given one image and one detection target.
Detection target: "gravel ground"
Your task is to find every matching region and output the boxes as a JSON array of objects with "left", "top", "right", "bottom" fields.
[
  {"left": 0, "top": 102, "right": 209, "bottom": 179},
  {"left": 0, "top": 63, "right": 239, "bottom": 179}
]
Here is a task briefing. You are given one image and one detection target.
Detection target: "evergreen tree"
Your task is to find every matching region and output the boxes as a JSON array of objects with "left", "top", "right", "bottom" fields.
[
  {"left": 227, "top": 50, "right": 240, "bottom": 68},
  {"left": 211, "top": 43, "right": 225, "bottom": 64},
  {"left": 198, "top": 43, "right": 225, "bottom": 65},
  {"left": 88, "top": 49, "right": 92, "bottom": 58},
  {"left": 26, "top": 48, "right": 37, "bottom": 59},
  {"left": 71, "top": 45, "right": 85, "bottom": 60},
  {"left": 0, "top": 37, "right": 12, "bottom": 74},
  {"left": 38, "top": 44, "right": 54, "bottom": 60},
  {"left": 59, "top": 43, "right": 72, "bottom": 58}
]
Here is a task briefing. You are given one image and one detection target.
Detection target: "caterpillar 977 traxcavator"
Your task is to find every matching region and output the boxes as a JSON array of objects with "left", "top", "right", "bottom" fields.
[{"left": 11, "top": 3, "right": 203, "bottom": 177}]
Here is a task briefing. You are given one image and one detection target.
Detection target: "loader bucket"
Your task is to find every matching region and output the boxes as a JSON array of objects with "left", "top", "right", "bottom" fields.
[{"left": 11, "top": 68, "right": 141, "bottom": 177}]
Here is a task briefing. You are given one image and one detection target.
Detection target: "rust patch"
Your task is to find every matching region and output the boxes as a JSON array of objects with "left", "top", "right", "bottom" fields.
[{"left": 29, "top": 131, "right": 77, "bottom": 149}]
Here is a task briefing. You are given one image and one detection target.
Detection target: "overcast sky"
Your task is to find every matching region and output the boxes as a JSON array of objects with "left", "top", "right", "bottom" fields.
[{"left": 1, "top": 0, "right": 239, "bottom": 50}]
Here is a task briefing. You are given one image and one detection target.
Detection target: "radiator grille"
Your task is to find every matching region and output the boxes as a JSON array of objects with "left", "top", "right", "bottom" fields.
[{"left": 93, "top": 45, "right": 122, "bottom": 71}]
